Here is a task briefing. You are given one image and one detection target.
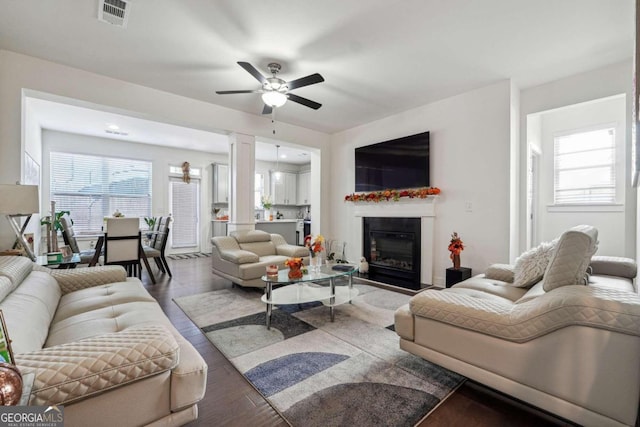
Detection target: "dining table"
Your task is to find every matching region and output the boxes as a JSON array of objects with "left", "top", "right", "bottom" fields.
[{"left": 88, "top": 234, "right": 156, "bottom": 284}]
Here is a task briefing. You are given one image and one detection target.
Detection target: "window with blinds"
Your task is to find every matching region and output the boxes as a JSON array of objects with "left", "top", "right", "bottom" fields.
[
  {"left": 170, "top": 177, "right": 200, "bottom": 248},
  {"left": 50, "top": 152, "right": 152, "bottom": 233},
  {"left": 554, "top": 127, "right": 616, "bottom": 204}
]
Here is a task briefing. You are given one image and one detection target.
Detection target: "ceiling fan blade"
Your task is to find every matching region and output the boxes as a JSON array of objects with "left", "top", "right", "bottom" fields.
[
  {"left": 262, "top": 104, "right": 273, "bottom": 115},
  {"left": 216, "top": 90, "right": 262, "bottom": 94},
  {"left": 287, "top": 93, "right": 322, "bottom": 110},
  {"left": 238, "top": 61, "right": 267, "bottom": 84},
  {"left": 287, "top": 73, "right": 325, "bottom": 90}
]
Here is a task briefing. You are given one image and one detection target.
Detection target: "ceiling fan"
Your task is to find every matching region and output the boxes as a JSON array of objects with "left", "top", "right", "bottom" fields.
[{"left": 216, "top": 62, "right": 325, "bottom": 115}]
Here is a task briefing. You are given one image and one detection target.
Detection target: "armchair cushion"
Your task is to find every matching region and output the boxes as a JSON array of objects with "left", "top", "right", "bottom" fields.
[
  {"left": 231, "top": 230, "right": 271, "bottom": 243},
  {"left": 219, "top": 249, "right": 259, "bottom": 264}
]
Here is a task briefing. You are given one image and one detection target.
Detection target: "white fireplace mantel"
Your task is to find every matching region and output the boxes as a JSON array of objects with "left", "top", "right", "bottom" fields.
[{"left": 351, "top": 197, "right": 436, "bottom": 286}]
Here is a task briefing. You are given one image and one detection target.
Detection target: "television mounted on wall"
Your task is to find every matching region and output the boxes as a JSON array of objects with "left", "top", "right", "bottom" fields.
[{"left": 355, "top": 131, "right": 429, "bottom": 192}]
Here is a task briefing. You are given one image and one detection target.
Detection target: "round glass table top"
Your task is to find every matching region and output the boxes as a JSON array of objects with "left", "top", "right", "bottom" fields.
[{"left": 261, "top": 264, "right": 358, "bottom": 284}]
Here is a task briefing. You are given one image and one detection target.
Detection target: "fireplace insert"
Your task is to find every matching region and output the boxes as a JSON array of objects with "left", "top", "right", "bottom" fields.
[{"left": 363, "top": 217, "right": 421, "bottom": 290}]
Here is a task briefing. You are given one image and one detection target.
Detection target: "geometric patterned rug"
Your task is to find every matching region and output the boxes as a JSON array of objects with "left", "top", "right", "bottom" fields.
[{"left": 174, "top": 283, "right": 465, "bottom": 426}]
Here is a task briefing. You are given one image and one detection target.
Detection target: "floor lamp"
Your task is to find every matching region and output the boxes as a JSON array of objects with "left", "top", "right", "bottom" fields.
[{"left": 0, "top": 185, "right": 39, "bottom": 261}]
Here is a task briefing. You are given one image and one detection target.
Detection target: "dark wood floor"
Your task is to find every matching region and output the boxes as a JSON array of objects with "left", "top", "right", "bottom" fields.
[{"left": 142, "top": 256, "right": 573, "bottom": 427}]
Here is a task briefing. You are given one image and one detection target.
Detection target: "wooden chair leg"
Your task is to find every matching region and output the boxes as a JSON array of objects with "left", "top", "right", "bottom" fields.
[
  {"left": 161, "top": 255, "right": 172, "bottom": 277},
  {"left": 154, "top": 257, "right": 166, "bottom": 273}
]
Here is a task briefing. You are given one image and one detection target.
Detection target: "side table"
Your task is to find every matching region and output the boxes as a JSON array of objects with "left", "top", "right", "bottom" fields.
[{"left": 446, "top": 267, "right": 472, "bottom": 288}]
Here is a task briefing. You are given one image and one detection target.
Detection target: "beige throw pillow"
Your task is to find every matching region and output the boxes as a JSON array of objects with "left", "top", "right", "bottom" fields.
[
  {"left": 512, "top": 240, "right": 557, "bottom": 288},
  {"left": 543, "top": 225, "right": 598, "bottom": 291}
]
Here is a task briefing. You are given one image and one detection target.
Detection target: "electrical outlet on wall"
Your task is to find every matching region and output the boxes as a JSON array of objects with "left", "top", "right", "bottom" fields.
[{"left": 465, "top": 201, "right": 473, "bottom": 212}]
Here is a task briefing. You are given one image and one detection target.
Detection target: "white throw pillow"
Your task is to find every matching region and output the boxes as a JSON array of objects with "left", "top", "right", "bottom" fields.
[{"left": 512, "top": 240, "right": 557, "bottom": 288}]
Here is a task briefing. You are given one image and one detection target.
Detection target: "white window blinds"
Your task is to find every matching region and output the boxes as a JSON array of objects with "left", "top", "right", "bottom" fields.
[
  {"left": 170, "top": 177, "right": 199, "bottom": 248},
  {"left": 553, "top": 127, "right": 616, "bottom": 204},
  {"left": 50, "top": 152, "right": 152, "bottom": 233}
]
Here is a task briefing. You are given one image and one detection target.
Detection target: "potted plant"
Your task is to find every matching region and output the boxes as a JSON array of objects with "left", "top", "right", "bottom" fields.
[
  {"left": 261, "top": 195, "right": 273, "bottom": 220},
  {"left": 40, "top": 210, "right": 71, "bottom": 253},
  {"left": 144, "top": 217, "right": 157, "bottom": 240}
]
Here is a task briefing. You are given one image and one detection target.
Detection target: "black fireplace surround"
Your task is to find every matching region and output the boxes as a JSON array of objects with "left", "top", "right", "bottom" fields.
[{"left": 363, "top": 217, "right": 421, "bottom": 290}]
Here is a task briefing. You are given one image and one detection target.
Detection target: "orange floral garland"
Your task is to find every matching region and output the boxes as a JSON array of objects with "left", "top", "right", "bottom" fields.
[{"left": 344, "top": 187, "right": 441, "bottom": 203}]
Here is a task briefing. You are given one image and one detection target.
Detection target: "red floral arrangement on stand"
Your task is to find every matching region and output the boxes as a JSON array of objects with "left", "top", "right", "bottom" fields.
[
  {"left": 448, "top": 232, "right": 464, "bottom": 269},
  {"left": 344, "top": 187, "right": 441, "bottom": 203}
]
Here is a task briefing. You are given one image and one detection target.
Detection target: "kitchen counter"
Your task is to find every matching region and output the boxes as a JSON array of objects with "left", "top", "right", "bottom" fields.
[{"left": 255, "top": 219, "right": 298, "bottom": 223}]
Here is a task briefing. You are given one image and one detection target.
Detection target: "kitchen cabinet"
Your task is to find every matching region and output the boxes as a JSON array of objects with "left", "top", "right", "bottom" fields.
[
  {"left": 213, "top": 163, "right": 229, "bottom": 204},
  {"left": 271, "top": 171, "right": 297, "bottom": 205},
  {"left": 255, "top": 220, "right": 297, "bottom": 245},
  {"left": 297, "top": 171, "right": 310, "bottom": 205},
  {"left": 212, "top": 221, "right": 228, "bottom": 238}
]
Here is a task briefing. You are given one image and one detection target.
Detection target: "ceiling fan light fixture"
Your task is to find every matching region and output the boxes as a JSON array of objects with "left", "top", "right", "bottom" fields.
[{"left": 262, "top": 91, "right": 287, "bottom": 108}]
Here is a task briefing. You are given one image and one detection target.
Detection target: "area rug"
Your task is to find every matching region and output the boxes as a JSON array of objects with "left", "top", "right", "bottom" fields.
[
  {"left": 167, "top": 252, "right": 211, "bottom": 260},
  {"left": 174, "top": 283, "right": 465, "bottom": 426}
]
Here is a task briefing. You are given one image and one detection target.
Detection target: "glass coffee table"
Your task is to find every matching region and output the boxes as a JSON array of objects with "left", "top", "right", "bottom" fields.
[{"left": 261, "top": 264, "right": 359, "bottom": 329}]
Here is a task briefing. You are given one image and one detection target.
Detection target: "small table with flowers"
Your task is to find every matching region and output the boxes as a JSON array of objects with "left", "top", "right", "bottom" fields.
[{"left": 261, "top": 264, "right": 359, "bottom": 330}]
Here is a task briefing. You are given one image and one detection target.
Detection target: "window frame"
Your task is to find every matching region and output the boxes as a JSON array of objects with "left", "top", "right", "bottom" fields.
[
  {"left": 49, "top": 151, "right": 152, "bottom": 234},
  {"left": 551, "top": 123, "right": 620, "bottom": 207}
]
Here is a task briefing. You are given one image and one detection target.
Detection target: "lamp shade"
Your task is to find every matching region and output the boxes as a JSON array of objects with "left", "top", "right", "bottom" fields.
[
  {"left": 261, "top": 91, "right": 287, "bottom": 108},
  {"left": 0, "top": 185, "right": 39, "bottom": 214}
]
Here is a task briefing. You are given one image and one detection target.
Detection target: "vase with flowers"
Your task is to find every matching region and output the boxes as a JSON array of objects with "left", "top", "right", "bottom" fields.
[
  {"left": 285, "top": 257, "right": 304, "bottom": 279},
  {"left": 305, "top": 234, "right": 325, "bottom": 273},
  {"left": 261, "top": 195, "right": 273, "bottom": 221},
  {"left": 448, "top": 232, "right": 464, "bottom": 269}
]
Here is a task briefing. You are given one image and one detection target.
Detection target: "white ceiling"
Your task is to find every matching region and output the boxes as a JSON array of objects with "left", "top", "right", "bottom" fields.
[{"left": 1, "top": 1, "right": 634, "bottom": 152}]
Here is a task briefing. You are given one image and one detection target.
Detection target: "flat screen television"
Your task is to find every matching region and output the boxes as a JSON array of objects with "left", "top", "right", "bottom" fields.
[{"left": 355, "top": 131, "right": 429, "bottom": 192}]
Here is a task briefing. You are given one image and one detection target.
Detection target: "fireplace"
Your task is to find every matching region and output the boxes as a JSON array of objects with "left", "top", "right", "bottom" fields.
[{"left": 363, "top": 217, "right": 421, "bottom": 290}]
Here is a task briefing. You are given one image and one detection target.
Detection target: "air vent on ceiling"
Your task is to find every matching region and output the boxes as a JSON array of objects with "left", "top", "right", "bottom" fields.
[
  {"left": 105, "top": 129, "right": 129, "bottom": 136},
  {"left": 98, "top": 0, "right": 131, "bottom": 28}
]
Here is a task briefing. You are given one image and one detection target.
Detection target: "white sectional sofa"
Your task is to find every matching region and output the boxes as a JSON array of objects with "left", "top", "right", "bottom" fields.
[
  {"left": 395, "top": 226, "right": 640, "bottom": 426},
  {"left": 0, "top": 256, "right": 207, "bottom": 427}
]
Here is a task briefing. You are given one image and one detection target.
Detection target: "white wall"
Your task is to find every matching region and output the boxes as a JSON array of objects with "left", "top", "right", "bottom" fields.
[
  {"left": 42, "top": 130, "right": 228, "bottom": 254},
  {"left": 0, "top": 49, "right": 331, "bottom": 249},
  {"left": 330, "top": 81, "right": 513, "bottom": 286},
  {"left": 520, "top": 60, "right": 635, "bottom": 257},
  {"left": 534, "top": 95, "right": 628, "bottom": 256}
]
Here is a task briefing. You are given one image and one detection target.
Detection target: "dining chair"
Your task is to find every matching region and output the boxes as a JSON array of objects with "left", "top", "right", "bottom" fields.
[
  {"left": 143, "top": 216, "right": 172, "bottom": 277},
  {"left": 104, "top": 217, "right": 142, "bottom": 278},
  {"left": 60, "top": 215, "right": 98, "bottom": 264}
]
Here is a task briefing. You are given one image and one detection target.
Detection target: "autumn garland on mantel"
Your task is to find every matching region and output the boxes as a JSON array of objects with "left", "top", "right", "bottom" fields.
[{"left": 344, "top": 187, "right": 441, "bottom": 203}]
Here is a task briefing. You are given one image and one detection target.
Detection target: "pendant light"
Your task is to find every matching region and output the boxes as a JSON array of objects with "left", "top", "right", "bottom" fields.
[{"left": 274, "top": 145, "right": 282, "bottom": 180}]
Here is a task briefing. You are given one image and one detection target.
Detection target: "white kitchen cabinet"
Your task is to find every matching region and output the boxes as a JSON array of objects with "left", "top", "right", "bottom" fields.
[
  {"left": 213, "top": 163, "right": 229, "bottom": 204},
  {"left": 297, "top": 171, "right": 310, "bottom": 205},
  {"left": 271, "top": 171, "right": 297, "bottom": 205}
]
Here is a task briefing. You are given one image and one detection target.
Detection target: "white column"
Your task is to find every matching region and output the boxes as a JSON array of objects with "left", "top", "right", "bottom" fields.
[{"left": 227, "top": 133, "right": 256, "bottom": 234}]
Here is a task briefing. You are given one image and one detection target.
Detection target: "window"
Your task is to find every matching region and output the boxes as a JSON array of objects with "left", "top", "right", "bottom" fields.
[
  {"left": 50, "top": 152, "right": 151, "bottom": 233},
  {"left": 255, "top": 173, "right": 264, "bottom": 208},
  {"left": 554, "top": 127, "right": 616, "bottom": 204}
]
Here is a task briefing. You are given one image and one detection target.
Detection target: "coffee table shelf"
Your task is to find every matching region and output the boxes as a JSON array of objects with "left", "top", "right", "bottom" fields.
[{"left": 261, "top": 264, "right": 358, "bottom": 329}]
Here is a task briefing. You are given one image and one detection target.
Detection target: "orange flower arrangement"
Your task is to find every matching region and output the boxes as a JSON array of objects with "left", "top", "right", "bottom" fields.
[
  {"left": 448, "top": 232, "right": 464, "bottom": 263},
  {"left": 285, "top": 257, "right": 304, "bottom": 279},
  {"left": 344, "top": 187, "right": 441, "bottom": 203}
]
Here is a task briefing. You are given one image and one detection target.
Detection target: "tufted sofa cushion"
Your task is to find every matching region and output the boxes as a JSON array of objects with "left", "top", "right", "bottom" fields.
[
  {"left": 484, "top": 264, "right": 515, "bottom": 283},
  {"left": 543, "top": 225, "right": 598, "bottom": 291}
]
